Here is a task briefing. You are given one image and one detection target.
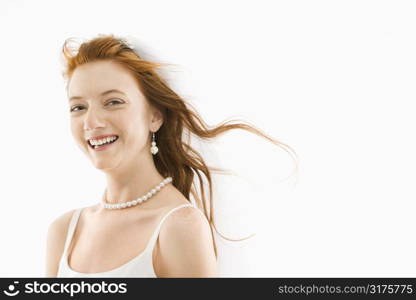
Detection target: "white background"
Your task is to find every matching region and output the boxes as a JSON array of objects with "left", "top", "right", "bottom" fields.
[{"left": 0, "top": 0, "right": 415, "bottom": 277}]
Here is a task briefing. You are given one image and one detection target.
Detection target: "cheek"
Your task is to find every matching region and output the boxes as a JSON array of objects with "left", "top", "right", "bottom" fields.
[
  {"left": 123, "top": 118, "right": 149, "bottom": 148},
  {"left": 70, "top": 121, "right": 77, "bottom": 138},
  {"left": 70, "top": 120, "right": 84, "bottom": 144}
]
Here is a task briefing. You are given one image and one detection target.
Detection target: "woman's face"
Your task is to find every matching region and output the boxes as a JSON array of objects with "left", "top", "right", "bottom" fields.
[{"left": 67, "top": 60, "right": 161, "bottom": 170}]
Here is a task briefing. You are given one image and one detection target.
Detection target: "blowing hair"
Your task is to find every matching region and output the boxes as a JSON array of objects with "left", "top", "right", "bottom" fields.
[{"left": 61, "top": 33, "right": 299, "bottom": 259}]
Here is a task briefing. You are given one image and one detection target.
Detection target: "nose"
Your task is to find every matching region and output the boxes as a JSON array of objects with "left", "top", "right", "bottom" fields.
[{"left": 83, "top": 107, "right": 106, "bottom": 131}]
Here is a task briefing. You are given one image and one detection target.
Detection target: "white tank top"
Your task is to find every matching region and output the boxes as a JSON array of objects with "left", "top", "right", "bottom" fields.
[{"left": 57, "top": 203, "right": 197, "bottom": 277}]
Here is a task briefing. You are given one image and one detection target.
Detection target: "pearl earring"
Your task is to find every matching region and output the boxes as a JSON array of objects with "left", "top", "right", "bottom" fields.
[{"left": 150, "top": 132, "right": 159, "bottom": 155}]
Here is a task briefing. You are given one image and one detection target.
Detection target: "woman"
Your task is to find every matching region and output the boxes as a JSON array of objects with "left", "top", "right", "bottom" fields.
[{"left": 45, "top": 34, "right": 298, "bottom": 277}]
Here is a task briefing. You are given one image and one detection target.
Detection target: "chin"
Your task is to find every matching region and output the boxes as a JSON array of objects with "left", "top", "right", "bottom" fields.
[
  {"left": 91, "top": 157, "right": 122, "bottom": 171},
  {"left": 92, "top": 161, "right": 113, "bottom": 170}
]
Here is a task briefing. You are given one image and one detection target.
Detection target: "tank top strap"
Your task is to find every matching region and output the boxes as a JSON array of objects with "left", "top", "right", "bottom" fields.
[
  {"left": 144, "top": 203, "right": 198, "bottom": 254},
  {"left": 62, "top": 208, "right": 83, "bottom": 255}
]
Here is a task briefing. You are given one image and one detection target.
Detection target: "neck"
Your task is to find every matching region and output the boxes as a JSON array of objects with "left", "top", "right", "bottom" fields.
[{"left": 103, "top": 155, "right": 166, "bottom": 206}]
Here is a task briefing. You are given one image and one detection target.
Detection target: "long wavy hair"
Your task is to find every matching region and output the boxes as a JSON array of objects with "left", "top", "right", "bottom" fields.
[{"left": 61, "top": 34, "right": 299, "bottom": 259}]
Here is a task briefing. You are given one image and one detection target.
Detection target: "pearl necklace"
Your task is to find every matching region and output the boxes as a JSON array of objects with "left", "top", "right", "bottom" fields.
[{"left": 102, "top": 177, "right": 172, "bottom": 209}]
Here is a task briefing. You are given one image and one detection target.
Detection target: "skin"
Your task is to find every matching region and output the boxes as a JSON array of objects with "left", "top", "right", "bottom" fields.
[
  {"left": 45, "top": 60, "right": 218, "bottom": 277},
  {"left": 68, "top": 60, "right": 165, "bottom": 204}
]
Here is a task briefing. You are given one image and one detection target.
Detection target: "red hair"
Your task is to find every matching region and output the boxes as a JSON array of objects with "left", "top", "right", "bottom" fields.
[{"left": 61, "top": 34, "right": 299, "bottom": 258}]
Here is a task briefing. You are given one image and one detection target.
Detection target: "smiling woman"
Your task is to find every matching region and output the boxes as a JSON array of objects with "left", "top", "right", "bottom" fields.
[{"left": 45, "top": 33, "right": 298, "bottom": 278}]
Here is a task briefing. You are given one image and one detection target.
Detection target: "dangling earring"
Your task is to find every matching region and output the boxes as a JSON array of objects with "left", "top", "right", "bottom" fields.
[{"left": 150, "top": 132, "right": 159, "bottom": 155}]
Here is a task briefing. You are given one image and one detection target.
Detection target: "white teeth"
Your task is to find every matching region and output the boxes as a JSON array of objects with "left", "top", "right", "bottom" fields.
[{"left": 89, "top": 136, "right": 117, "bottom": 147}]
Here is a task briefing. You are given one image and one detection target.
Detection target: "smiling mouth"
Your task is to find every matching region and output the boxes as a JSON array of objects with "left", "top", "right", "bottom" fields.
[{"left": 88, "top": 136, "right": 119, "bottom": 150}]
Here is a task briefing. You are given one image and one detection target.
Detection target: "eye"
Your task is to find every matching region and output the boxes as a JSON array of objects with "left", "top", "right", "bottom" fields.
[
  {"left": 70, "top": 100, "right": 123, "bottom": 113},
  {"left": 106, "top": 99, "right": 123, "bottom": 106},
  {"left": 70, "top": 105, "right": 84, "bottom": 112}
]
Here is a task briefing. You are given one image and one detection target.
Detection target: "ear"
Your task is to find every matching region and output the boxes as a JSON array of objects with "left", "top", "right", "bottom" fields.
[{"left": 149, "top": 106, "right": 164, "bottom": 132}]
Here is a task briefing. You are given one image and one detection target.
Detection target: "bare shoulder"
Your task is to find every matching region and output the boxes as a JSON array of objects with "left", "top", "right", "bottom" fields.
[
  {"left": 156, "top": 204, "right": 219, "bottom": 277},
  {"left": 47, "top": 208, "right": 79, "bottom": 241},
  {"left": 166, "top": 204, "right": 207, "bottom": 226},
  {"left": 162, "top": 204, "right": 213, "bottom": 246},
  {"left": 45, "top": 208, "right": 78, "bottom": 277},
  {"left": 49, "top": 209, "right": 77, "bottom": 230}
]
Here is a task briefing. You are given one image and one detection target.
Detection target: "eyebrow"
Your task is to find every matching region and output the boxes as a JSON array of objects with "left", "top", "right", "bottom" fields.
[{"left": 68, "top": 89, "right": 126, "bottom": 102}]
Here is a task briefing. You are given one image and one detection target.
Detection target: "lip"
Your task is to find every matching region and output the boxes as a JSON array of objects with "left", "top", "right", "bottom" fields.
[{"left": 88, "top": 136, "right": 119, "bottom": 151}]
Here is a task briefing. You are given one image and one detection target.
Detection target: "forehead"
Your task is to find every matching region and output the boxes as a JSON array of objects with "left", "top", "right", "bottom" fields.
[{"left": 67, "top": 60, "right": 139, "bottom": 99}]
